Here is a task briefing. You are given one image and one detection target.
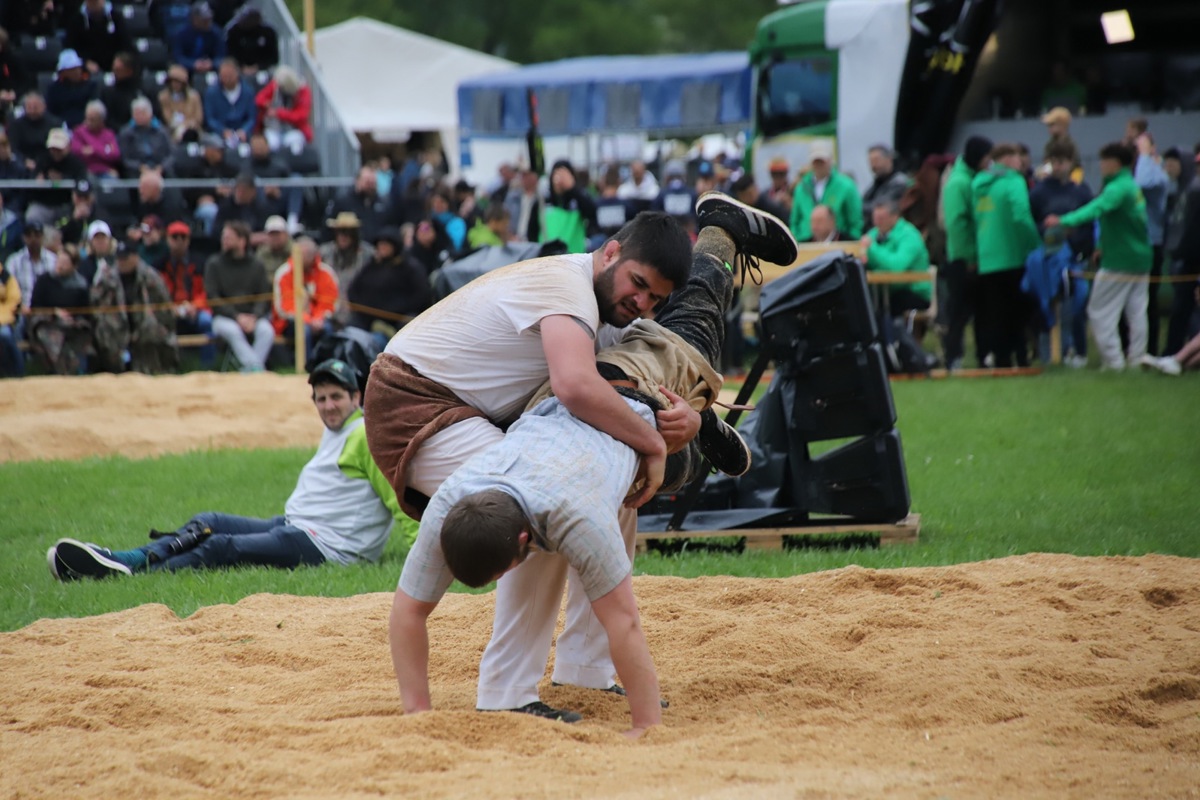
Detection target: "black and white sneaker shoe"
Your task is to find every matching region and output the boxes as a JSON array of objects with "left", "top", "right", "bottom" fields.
[
  {"left": 51, "top": 538, "right": 133, "bottom": 580},
  {"left": 46, "top": 544, "right": 79, "bottom": 582},
  {"left": 698, "top": 409, "right": 751, "bottom": 477},
  {"left": 484, "top": 701, "right": 583, "bottom": 723},
  {"left": 695, "top": 191, "right": 798, "bottom": 284}
]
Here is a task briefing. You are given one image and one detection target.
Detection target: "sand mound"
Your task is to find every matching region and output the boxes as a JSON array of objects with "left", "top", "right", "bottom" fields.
[
  {"left": 0, "top": 372, "right": 319, "bottom": 463},
  {"left": 2, "top": 554, "right": 1198, "bottom": 798},
  {"left": 4, "top": 375, "right": 1198, "bottom": 797}
]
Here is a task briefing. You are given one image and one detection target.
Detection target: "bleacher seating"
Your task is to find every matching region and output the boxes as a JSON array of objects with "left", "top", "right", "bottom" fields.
[
  {"left": 116, "top": 4, "right": 155, "bottom": 38},
  {"left": 134, "top": 37, "right": 170, "bottom": 71},
  {"left": 15, "top": 35, "right": 63, "bottom": 74}
]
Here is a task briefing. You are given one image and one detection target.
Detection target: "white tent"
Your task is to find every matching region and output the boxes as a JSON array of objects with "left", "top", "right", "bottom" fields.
[{"left": 312, "top": 18, "right": 516, "bottom": 173}]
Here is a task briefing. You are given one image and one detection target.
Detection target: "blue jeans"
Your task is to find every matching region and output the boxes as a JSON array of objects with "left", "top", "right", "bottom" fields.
[
  {"left": 179, "top": 310, "right": 216, "bottom": 368},
  {"left": 0, "top": 322, "right": 24, "bottom": 377},
  {"left": 141, "top": 512, "right": 326, "bottom": 571}
]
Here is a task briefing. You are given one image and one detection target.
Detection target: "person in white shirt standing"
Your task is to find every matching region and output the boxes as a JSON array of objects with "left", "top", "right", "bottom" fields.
[{"left": 46, "top": 359, "right": 412, "bottom": 579}]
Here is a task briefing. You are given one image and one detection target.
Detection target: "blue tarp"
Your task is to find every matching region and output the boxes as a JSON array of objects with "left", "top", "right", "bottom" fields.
[{"left": 457, "top": 52, "right": 751, "bottom": 138}]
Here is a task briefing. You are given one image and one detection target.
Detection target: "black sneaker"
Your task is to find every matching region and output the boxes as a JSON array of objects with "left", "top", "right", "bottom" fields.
[
  {"left": 493, "top": 701, "right": 583, "bottom": 723},
  {"left": 553, "top": 682, "right": 670, "bottom": 709},
  {"left": 698, "top": 409, "right": 751, "bottom": 477},
  {"left": 695, "top": 191, "right": 798, "bottom": 285},
  {"left": 51, "top": 538, "right": 133, "bottom": 580},
  {"left": 46, "top": 544, "right": 80, "bottom": 582}
]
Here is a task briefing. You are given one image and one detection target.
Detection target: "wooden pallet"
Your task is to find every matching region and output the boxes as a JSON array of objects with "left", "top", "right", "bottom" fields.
[{"left": 636, "top": 513, "right": 920, "bottom": 552}]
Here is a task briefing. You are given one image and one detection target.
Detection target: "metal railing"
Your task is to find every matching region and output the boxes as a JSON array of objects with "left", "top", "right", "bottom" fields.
[{"left": 257, "top": 0, "right": 361, "bottom": 178}]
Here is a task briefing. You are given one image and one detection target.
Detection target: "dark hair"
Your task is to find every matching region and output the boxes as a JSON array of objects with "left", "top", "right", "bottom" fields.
[
  {"left": 1127, "top": 117, "right": 1148, "bottom": 136},
  {"left": 1099, "top": 142, "right": 1135, "bottom": 167},
  {"left": 1044, "top": 141, "right": 1076, "bottom": 162},
  {"left": 608, "top": 211, "right": 691, "bottom": 289},
  {"left": 1163, "top": 147, "right": 1182, "bottom": 163},
  {"left": 989, "top": 143, "right": 1020, "bottom": 161},
  {"left": 731, "top": 172, "right": 755, "bottom": 195},
  {"left": 440, "top": 490, "right": 528, "bottom": 588},
  {"left": 484, "top": 204, "right": 510, "bottom": 223},
  {"left": 224, "top": 220, "right": 251, "bottom": 246},
  {"left": 602, "top": 165, "right": 621, "bottom": 189}
]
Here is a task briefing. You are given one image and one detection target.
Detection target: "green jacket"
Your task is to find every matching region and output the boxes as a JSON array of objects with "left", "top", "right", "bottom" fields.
[
  {"left": 1059, "top": 168, "right": 1151, "bottom": 273},
  {"left": 971, "top": 165, "right": 1040, "bottom": 274},
  {"left": 866, "top": 217, "right": 931, "bottom": 301},
  {"left": 943, "top": 157, "right": 978, "bottom": 263},
  {"left": 789, "top": 168, "right": 863, "bottom": 241}
]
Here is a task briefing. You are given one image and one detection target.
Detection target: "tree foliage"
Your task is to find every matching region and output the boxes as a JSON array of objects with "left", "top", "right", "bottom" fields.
[{"left": 287, "top": 0, "right": 781, "bottom": 63}]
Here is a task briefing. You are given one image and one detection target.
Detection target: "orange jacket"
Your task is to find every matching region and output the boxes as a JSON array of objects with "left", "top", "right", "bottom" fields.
[{"left": 272, "top": 254, "right": 339, "bottom": 335}]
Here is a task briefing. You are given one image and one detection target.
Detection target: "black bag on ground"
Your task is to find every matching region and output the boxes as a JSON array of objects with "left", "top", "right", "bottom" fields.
[{"left": 308, "top": 327, "right": 380, "bottom": 394}]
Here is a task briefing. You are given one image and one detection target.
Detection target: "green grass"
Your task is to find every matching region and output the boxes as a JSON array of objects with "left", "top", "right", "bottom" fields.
[{"left": 3, "top": 369, "right": 1197, "bottom": 632}]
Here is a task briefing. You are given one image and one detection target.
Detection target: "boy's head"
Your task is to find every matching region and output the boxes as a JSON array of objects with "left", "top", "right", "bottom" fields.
[
  {"left": 440, "top": 490, "right": 532, "bottom": 588},
  {"left": 1098, "top": 142, "right": 1135, "bottom": 177},
  {"left": 485, "top": 204, "right": 511, "bottom": 238}
]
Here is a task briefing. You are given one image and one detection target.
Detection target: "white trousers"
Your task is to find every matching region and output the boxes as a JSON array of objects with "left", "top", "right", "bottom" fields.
[
  {"left": 1087, "top": 269, "right": 1149, "bottom": 369},
  {"left": 406, "top": 416, "right": 634, "bottom": 710},
  {"left": 211, "top": 315, "right": 275, "bottom": 370}
]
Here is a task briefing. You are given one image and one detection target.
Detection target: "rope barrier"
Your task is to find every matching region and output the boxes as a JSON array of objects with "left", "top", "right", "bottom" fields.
[{"left": 26, "top": 291, "right": 418, "bottom": 326}]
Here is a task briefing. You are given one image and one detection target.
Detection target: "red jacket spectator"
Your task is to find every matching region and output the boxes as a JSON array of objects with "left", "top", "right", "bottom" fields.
[
  {"left": 255, "top": 76, "right": 312, "bottom": 143},
  {"left": 272, "top": 249, "right": 338, "bottom": 334},
  {"left": 159, "top": 250, "right": 210, "bottom": 312}
]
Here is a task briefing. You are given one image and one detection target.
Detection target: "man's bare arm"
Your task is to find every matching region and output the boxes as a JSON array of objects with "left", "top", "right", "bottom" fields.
[
  {"left": 389, "top": 587, "right": 439, "bottom": 713},
  {"left": 590, "top": 575, "right": 661, "bottom": 738},
  {"left": 542, "top": 315, "right": 666, "bottom": 505}
]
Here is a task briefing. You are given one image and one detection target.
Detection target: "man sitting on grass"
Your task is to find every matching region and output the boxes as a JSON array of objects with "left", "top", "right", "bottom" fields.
[
  {"left": 47, "top": 359, "right": 412, "bottom": 579},
  {"left": 390, "top": 193, "right": 799, "bottom": 739}
]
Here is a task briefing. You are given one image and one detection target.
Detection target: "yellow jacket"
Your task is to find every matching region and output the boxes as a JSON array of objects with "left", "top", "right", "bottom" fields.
[{"left": 0, "top": 270, "right": 20, "bottom": 326}]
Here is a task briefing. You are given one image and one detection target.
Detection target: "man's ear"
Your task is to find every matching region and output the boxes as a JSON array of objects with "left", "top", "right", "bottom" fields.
[
  {"left": 517, "top": 530, "right": 530, "bottom": 547},
  {"left": 602, "top": 239, "right": 621, "bottom": 267}
]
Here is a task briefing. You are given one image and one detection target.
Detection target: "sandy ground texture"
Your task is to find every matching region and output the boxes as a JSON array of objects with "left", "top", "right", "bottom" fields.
[
  {"left": 0, "top": 373, "right": 321, "bottom": 463},
  {"left": 3, "top": 374, "right": 1199, "bottom": 798},
  {"left": 1, "top": 555, "right": 1198, "bottom": 799}
]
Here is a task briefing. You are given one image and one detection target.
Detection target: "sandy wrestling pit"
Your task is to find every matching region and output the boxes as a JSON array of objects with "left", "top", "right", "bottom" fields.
[{"left": 1, "top": 373, "right": 1198, "bottom": 799}]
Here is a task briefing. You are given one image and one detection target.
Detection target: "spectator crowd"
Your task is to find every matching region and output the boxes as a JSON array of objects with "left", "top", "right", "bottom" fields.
[{"left": 1, "top": 5, "right": 1198, "bottom": 379}]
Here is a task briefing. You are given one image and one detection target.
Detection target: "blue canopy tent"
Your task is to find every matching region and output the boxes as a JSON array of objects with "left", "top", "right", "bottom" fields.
[{"left": 457, "top": 52, "right": 751, "bottom": 144}]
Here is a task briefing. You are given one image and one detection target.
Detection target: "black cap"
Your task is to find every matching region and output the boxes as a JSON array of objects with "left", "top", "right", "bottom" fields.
[
  {"left": 963, "top": 136, "right": 994, "bottom": 171},
  {"left": 373, "top": 225, "right": 403, "bottom": 249},
  {"left": 308, "top": 358, "right": 360, "bottom": 392},
  {"left": 115, "top": 238, "right": 137, "bottom": 258},
  {"left": 74, "top": 178, "right": 93, "bottom": 196}
]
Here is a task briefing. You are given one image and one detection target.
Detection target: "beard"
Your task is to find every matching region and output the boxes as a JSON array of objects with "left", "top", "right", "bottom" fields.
[{"left": 595, "top": 263, "right": 638, "bottom": 327}]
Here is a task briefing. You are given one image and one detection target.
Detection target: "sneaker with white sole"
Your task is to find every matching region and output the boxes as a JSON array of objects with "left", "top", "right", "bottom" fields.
[
  {"left": 1144, "top": 354, "right": 1182, "bottom": 376},
  {"left": 51, "top": 538, "right": 133, "bottom": 580},
  {"left": 695, "top": 191, "right": 798, "bottom": 285}
]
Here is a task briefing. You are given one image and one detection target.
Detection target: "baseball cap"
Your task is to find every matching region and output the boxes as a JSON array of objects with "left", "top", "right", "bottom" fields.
[
  {"left": 1041, "top": 106, "right": 1072, "bottom": 125},
  {"left": 191, "top": 1, "right": 213, "bottom": 19},
  {"left": 46, "top": 128, "right": 70, "bottom": 150},
  {"left": 264, "top": 215, "right": 288, "bottom": 233},
  {"left": 200, "top": 133, "right": 224, "bottom": 149},
  {"left": 167, "top": 221, "right": 191, "bottom": 237},
  {"left": 768, "top": 156, "right": 789, "bottom": 174},
  {"left": 664, "top": 159, "right": 685, "bottom": 177},
  {"left": 87, "top": 220, "right": 112, "bottom": 239},
  {"left": 308, "top": 359, "right": 360, "bottom": 393},
  {"left": 56, "top": 49, "right": 84, "bottom": 73},
  {"left": 141, "top": 214, "right": 164, "bottom": 232},
  {"left": 809, "top": 141, "right": 834, "bottom": 163},
  {"left": 115, "top": 239, "right": 137, "bottom": 258},
  {"left": 74, "top": 179, "right": 93, "bottom": 196},
  {"left": 696, "top": 161, "right": 714, "bottom": 178}
]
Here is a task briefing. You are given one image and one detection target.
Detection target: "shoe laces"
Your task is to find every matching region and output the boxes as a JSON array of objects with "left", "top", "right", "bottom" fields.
[{"left": 736, "top": 252, "right": 764, "bottom": 286}]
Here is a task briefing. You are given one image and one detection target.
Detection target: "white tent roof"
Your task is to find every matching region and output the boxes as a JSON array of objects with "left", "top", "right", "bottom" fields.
[{"left": 313, "top": 18, "right": 516, "bottom": 139}]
